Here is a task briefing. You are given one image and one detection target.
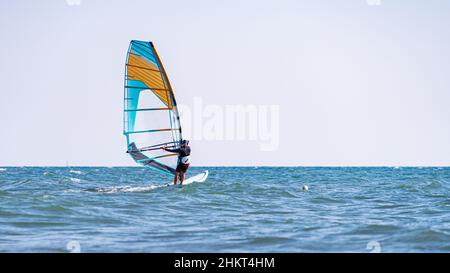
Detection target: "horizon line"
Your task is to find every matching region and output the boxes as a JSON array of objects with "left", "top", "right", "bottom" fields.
[{"left": 1, "top": 165, "right": 449, "bottom": 168}]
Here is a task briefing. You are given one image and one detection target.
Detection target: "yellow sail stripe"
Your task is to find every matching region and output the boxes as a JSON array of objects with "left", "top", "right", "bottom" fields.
[{"left": 127, "top": 53, "right": 173, "bottom": 109}]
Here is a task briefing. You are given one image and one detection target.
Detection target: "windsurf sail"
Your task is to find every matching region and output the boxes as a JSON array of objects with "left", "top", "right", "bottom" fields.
[{"left": 123, "top": 40, "right": 183, "bottom": 175}]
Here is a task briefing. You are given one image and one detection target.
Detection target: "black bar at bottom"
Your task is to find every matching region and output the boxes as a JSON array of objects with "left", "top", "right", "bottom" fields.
[{"left": 0, "top": 253, "right": 443, "bottom": 272}]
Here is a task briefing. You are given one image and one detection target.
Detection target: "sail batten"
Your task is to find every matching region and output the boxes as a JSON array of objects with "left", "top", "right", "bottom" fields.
[{"left": 124, "top": 41, "right": 182, "bottom": 175}]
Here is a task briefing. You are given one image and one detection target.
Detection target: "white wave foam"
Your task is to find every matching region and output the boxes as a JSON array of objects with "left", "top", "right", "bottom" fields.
[
  {"left": 64, "top": 184, "right": 166, "bottom": 194},
  {"left": 64, "top": 189, "right": 82, "bottom": 193},
  {"left": 0, "top": 168, "right": 6, "bottom": 172},
  {"left": 97, "top": 185, "right": 161, "bottom": 193},
  {"left": 69, "top": 170, "right": 83, "bottom": 175},
  {"left": 69, "top": 178, "right": 81, "bottom": 182}
]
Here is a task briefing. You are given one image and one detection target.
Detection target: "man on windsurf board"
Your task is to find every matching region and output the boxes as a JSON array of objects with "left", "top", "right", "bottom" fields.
[{"left": 162, "top": 140, "right": 191, "bottom": 185}]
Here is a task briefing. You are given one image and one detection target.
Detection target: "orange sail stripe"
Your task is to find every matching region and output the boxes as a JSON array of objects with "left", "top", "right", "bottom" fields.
[{"left": 127, "top": 54, "right": 173, "bottom": 109}]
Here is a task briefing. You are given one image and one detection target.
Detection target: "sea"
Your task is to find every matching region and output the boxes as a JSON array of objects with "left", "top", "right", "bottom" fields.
[{"left": 0, "top": 167, "right": 449, "bottom": 253}]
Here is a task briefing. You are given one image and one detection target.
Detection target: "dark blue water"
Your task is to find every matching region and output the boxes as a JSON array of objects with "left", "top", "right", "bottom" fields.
[{"left": 1, "top": 167, "right": 450, "bottom": 252}]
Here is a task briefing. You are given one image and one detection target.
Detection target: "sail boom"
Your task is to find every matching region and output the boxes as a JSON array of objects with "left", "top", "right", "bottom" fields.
[
  {"left": 124, "top": 108, "right": 170, "bottom": 112},
  {"left": 124, "top": 128, "right": 179, "bottom": 135}
]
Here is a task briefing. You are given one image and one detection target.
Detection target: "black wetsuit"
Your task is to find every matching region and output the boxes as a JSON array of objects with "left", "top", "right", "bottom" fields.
[{"left": 166, "top": 145, "right": 191, "bottom": 172}]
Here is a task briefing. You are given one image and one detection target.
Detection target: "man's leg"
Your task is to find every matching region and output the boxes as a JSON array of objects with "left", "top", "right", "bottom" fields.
[
  {"left": 180, "top": 172, "right": 186, "bottom": 185},
  {"left": 173, "top": 172, "right": 179, "bottom": 185}
]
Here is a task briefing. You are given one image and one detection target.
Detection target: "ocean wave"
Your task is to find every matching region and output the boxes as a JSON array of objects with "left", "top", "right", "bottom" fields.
[
  {"left": 63, "top": 189, "right": 83, "bottom": 193},
  {"left": 11, "top": 221, "right": 67, "bottom": 228},
  {"left": 1, "top": 179, "right": 32, "bottom": 191},
  {"left": 69, "top": 170, "right": 83, "bottom": 175},
  {"left": 310, "top": 195, "right": 347, "bottom": 204},
  {"left": 66, "top": 185, "right": 163, "bottom": 194},
  {"left": 351, "top": 223, "right": 402, "bottom": 235},
  {"left": 96, "top": 185, "right": 161, "bottom": 193},
  {"left": 398, "top": 183, "right": 419, "bottom": 192},
  {"left": 249, "top": 236, "right": 292, "bottom": 244},
  {"left": 403, "top": 229, "right": 450, "bottom": 243},
  {"left": 0, "top": 168, "right": 6, "bottom": 172},
  {"left": 425, "top": 180, "right": 444, "bottom": 189},
  {"left": 68, "top": 178, "right": 81, "bottom": 182}
]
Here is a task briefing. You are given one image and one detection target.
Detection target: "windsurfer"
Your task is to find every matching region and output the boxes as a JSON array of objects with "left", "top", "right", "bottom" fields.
[{"left": 162, "top": 140, "right": 191, "bottom": 185}]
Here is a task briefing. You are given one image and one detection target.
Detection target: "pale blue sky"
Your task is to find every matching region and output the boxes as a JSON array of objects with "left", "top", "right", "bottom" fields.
[{"left": 1, "top": 0, "right": 449, "bottom": 166}]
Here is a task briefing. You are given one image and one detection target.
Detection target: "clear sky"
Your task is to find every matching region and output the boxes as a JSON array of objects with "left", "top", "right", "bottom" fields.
[{"left": 1, "top": 0, "right": 449, "bottom": 166}]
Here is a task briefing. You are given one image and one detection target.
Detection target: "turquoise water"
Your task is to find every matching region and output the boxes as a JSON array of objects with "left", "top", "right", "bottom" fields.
[{"left": 0, "top": 167, "right": 450, "bottom": 252}]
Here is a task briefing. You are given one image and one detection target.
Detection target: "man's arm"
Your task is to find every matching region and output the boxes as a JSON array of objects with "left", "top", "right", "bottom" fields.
[{"left": 162, "top": 147, "right": 181, "bottom": 154}]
